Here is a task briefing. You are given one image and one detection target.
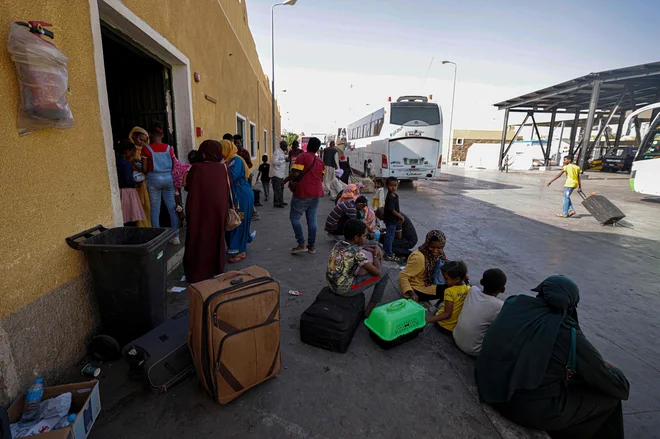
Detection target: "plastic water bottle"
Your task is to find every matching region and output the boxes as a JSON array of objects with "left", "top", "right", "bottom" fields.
[
  {"left": 54, "top": 413, "right": 77, "bottom": 430},
  {"left": 373, "top": 230, "right": 381, "bottom": 240},
  {"left": 20, "top": 378, "right": 45, "bottom": 423}
]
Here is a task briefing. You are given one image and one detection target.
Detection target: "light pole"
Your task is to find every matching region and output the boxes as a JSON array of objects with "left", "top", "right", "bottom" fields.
[
  {"left": 271, "top": 0, "right": 297, "bottom": 156},
  {"left": 442, "top": 60, "right": 457, "bottom": 164}
]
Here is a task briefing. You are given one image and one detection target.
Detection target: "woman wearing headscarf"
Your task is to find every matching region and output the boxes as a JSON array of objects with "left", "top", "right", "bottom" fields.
[
  {"left": 183, "top": 140, "right": 229, "bottom": 283},
  {"left": 220, "top": 139, "right": 254, "bottom": 263},
  {"left": 128, "top": 126, "right": 151, "bottom": 227},
  {"left": 337, "top": 183, "right": 364, "bottom": 204},
  {"left": 329, "top": 168, "right": 347, "bottom": 199},
  {"left": 476, "top": 276, "right": 629, "bottom": 439},
  {"left": 398, "top": 230, "right": 447, "bottom": 302}
]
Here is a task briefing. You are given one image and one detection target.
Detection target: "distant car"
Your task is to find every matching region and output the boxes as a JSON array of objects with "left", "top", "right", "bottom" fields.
[{"left": 601, "top": 146, "right": 636, "bottom": 173}]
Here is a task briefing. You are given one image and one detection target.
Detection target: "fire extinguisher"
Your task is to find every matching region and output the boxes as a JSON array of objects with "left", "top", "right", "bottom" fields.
[{"left": 8, "top": 20, "right": 74, "bottom": 133}]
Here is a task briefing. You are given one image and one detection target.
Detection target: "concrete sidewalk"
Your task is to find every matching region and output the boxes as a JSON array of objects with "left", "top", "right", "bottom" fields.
[{"left": 85, "top": 188, "right": 548, "bottom": 439}]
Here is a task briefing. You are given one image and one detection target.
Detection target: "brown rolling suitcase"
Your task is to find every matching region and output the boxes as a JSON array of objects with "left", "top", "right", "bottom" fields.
[{"left": 188, "top": 266, "right": 281, "bottom": 404}]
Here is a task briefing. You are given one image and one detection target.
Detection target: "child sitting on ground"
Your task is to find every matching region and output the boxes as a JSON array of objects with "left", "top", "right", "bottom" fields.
[
  {"left": 426, "top": 261, "right": 470, "bottom": 333},
  {"left": 327, "top": 219, "right": 390, "bottom": 317},
  {"left": 452, "top": 268, "right": 506, "bottom": 357}
]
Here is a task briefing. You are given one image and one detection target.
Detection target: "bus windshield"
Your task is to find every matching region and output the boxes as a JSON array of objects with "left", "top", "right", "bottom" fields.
[{"left": 390, "top": 103, "right": 440, "bottom": 126}]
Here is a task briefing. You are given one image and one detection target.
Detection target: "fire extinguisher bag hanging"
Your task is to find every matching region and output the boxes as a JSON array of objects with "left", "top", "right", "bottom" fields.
[{"left": 7, "top": 22, "right": 74, "bottom": 135}]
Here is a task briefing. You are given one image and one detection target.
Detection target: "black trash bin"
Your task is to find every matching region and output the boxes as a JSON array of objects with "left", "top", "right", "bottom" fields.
[{"left": 66, "top": 225, "right": 177, "bottom": 347}]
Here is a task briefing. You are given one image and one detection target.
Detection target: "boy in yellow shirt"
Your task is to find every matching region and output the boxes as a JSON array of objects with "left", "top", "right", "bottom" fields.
[
  {"left": 425, "top": 261, "right": 470, "bottom": 334},
  {"left": 547, "top": 155, "right": 582, "bottom": 218}
]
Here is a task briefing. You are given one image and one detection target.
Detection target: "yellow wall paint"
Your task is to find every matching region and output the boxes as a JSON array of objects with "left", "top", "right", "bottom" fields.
[
  {"left": 121, "top": 0, "right": 281, "bottom": 158},
  {"left": 0, "top": 0, "right": 280, "bottom": 319},
  {"left": 0, "top": 3, "right": 114, "bottom": 319}
]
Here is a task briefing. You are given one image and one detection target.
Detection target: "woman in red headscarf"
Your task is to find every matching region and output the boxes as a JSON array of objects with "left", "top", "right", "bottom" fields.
[{"left": 183, "top": 140, "right": 230, "bottom": 283}]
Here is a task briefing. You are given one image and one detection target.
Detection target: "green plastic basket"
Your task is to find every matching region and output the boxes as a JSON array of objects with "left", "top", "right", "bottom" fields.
[{"left": 364, "top": 299, "right": 426, "bottom": 342}]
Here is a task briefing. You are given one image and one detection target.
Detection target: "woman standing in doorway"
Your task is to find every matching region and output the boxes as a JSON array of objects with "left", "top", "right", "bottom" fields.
[
  {"left": 128, "top": 126, "right": 151, "bottom": 227},
  {"left": 220, "top": 139, "right": 254, "bottom": 263},
  {"left": 141, "top": 122, "right": 180, "bottom": 245}
]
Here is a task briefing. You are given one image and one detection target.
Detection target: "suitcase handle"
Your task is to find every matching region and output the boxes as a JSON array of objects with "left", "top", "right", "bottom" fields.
[
  {"left": 387, "top": 300, "right": 406, "bottom": 312},
  {"left": 577, "top": 190, "right": 587, "bottom": 201}
]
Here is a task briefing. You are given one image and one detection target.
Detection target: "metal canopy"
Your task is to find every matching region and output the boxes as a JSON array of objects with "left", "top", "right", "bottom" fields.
[{"left": 494, "top": 62, "right": 660, "bottom": 169}]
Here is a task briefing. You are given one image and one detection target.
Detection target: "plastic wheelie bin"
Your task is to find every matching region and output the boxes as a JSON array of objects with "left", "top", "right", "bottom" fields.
[{"left": 66, "top": 225, "right": 177, "bottom": 347}]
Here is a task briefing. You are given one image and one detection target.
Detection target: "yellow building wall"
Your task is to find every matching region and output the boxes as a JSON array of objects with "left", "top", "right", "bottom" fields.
[
  {"left": 122, "top": 0, "right": 280, "bottom": 158},
  {"left": 0, "top": 0, "right": 280, "bottom": 320},
  {"left": 0, "top": 2, "right": 114, "bottom": 319}
]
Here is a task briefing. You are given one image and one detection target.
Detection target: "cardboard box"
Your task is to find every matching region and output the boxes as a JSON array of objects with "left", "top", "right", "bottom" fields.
[{"left": 7, "top": 380, "right": 101, "bottom": 439}]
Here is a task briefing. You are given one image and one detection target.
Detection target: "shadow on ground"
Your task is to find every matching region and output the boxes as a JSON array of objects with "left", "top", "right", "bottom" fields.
[{"left": 77, "top": 174, "right": 659, "bottom": 439}]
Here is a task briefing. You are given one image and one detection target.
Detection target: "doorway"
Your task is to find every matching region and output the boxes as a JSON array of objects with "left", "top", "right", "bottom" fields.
[
  {"left": 101, "top": 25, "right": 177, "bottom": 153},
  {"left": 101, "top": 25, "right": 178, "bottom": 227}
]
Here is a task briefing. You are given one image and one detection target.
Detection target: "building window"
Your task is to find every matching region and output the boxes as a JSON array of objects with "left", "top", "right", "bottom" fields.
[
  {"left": 264, "top": 130, "right": 268, "bottom": 156},
  {"left": 236, "top": 113, "right": 246, "bottom": 141},
  {"left": 249, "top": 122, "right": 256, "bottom": 158}
]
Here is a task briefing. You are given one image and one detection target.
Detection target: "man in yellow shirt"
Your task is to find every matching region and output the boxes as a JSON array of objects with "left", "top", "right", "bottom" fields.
[{"left": 547, "top": 155, "right": 582, "bottom": 218}]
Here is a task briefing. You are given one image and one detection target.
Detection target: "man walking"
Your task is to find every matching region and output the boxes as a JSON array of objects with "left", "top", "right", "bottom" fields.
[
  {"left": 270, "top": 140, "right": 289, "bottom": 208},
  {"left": 547, "top": 155, "right": 582, "bottom": 218},
  {"left": 288, "top": 140, "right": 303, "bottom": 172},
  {"left": 289, "top": 137, "right": 325, "bottom": 254},
  {"left": 322, "top": 140, "right": 339, "bottom": 195}
]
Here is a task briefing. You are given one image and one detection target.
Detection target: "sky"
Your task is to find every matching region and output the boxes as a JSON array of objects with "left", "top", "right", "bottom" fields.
[{"left": 245, "top": 0, "right": 658, "bottom": 140}]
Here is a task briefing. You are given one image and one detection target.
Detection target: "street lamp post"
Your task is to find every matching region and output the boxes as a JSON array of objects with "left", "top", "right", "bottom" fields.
[
  {"left": 442, "top": 60, "right": 457, "bottom": 164},
  {"left": 271, "top": 0, "right": 297, "bottom": 156}
]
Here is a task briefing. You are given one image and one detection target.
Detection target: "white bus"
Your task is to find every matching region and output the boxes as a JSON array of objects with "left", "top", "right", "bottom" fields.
[
  {"left": 345, "top": 96, "right": 443, "bottom": 181},
  {"left": 626, "top": 104, "right": 660, "bottom": 196}
]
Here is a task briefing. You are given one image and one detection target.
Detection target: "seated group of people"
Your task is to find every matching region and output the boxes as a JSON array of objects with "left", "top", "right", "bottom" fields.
[
  {"left": 324, "top": 180, "right": 418, "bottom": 258},
  {"left": 325, "top": 219, "right": 630, "bottom": 439}
]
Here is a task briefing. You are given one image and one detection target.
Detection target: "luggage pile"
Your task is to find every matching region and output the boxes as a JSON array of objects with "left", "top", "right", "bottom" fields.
[{"left": 123, "top": 265, "right": 281, "bottom": 405}]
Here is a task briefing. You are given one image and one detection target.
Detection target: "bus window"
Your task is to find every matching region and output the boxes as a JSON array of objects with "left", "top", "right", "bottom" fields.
[
  {"left": 390, "top": 103, "right": 441, "bottom": 125},
  {"left": 374, "top": 118, "right": 384, "bottom": 136},
  {"left": 641, "top": 129, "right": 660, "bottom": 159}
]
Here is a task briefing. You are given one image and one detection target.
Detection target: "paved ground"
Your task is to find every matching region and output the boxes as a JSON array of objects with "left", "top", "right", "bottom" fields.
[{"left": 85, "top": 167, "right": 659, "bottom": 439}]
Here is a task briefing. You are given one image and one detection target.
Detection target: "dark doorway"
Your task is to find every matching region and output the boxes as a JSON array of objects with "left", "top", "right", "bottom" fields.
[
  {"left": 102, "top": 25, "right": 177, "bottom": 227},
  {"left": 101, "top": 25, "right": 176, "bottom": 153}
]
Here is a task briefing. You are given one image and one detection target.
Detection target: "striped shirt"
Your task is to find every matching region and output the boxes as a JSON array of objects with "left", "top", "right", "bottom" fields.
[{"left": 325, "top": 200, "right": 357, "bottom": 233}]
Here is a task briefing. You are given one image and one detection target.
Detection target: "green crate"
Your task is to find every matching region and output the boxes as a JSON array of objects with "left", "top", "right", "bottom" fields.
[{"left": 364, "top": 299, "right": 426, "bottom": 342}]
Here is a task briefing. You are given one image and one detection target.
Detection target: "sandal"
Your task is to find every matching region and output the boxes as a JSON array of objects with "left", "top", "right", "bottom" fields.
[
  {"left": 228, "top": 254, "right": 247, "bottom": 264},
  {"left": 568, "top": 210, "right": 576, "bottom": 217},
  {"left": 556, "top": 213, "right": 567, "bottom": 218}
]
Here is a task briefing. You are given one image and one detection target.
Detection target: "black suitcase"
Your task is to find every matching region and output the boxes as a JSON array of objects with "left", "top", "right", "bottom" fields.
[
  {"left": 300, "top": 287, "right": 365, "bottom": 353},
  {"left": 123, "top": 310, "right": 194, "bottom": 393},
  {"left": 578, "top": 191, "right": 625, "bottom": 225}
]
